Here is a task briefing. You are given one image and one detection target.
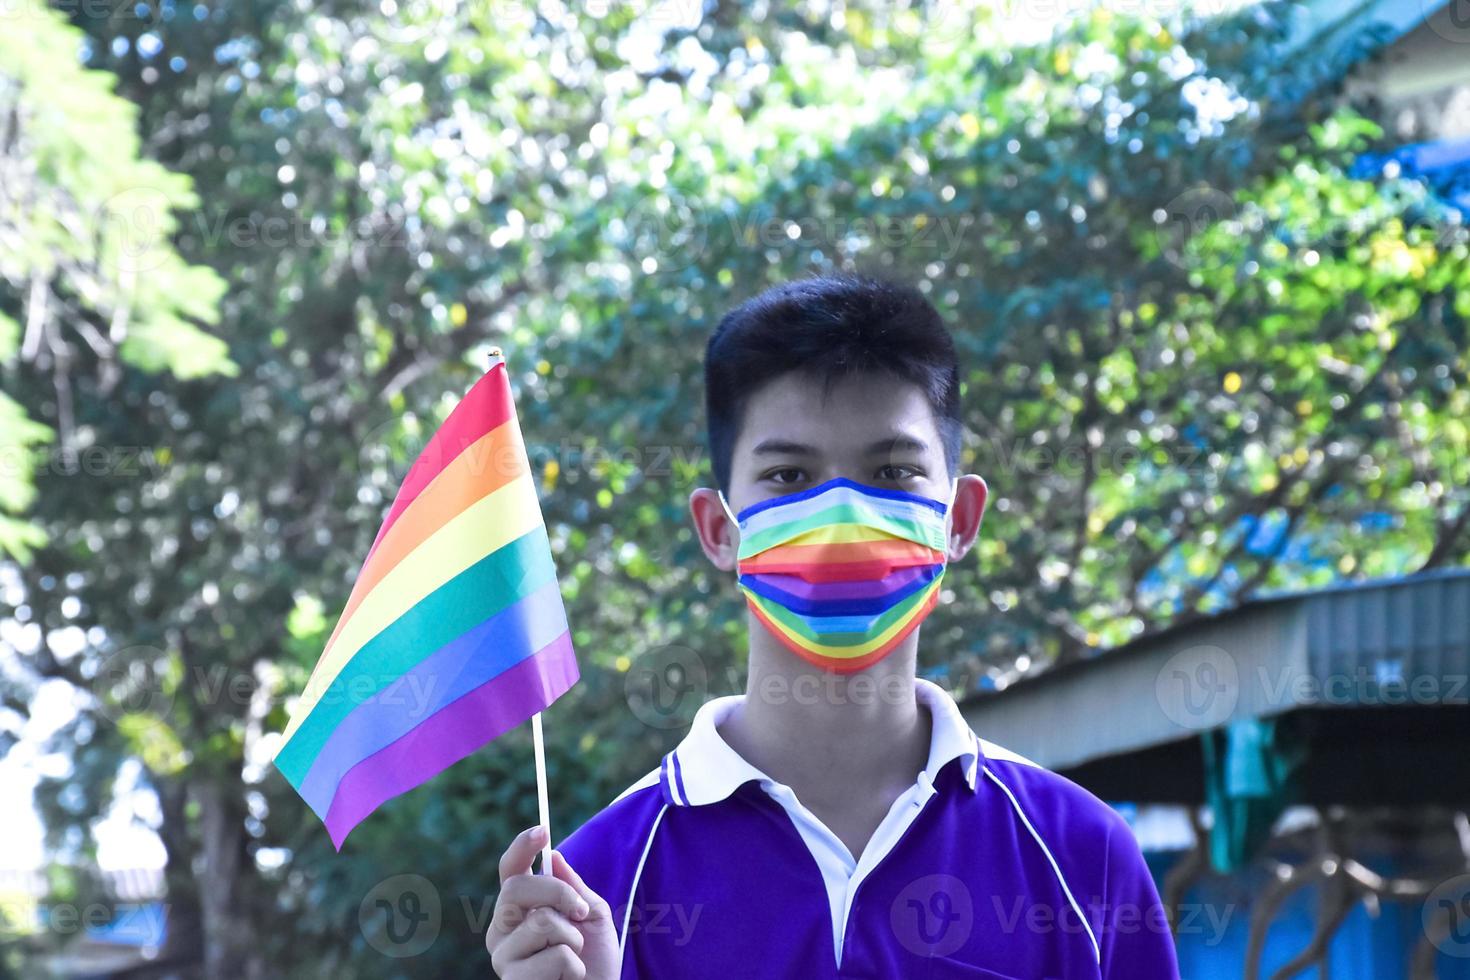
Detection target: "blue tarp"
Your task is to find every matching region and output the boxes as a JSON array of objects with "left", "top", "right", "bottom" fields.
[
  {"left": 81, "top": 900, "right": 167, "bottom": 947},
  {"left": 1352, "top": 136, "right": 1470, "bottom": 214}
]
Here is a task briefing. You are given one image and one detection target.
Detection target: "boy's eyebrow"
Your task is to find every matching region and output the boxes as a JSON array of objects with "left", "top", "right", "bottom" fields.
[
  {"left": 750, "top": 438, "right": 820, "bottom": 456},
  {"left": 864, "top": 435, "right": 929, "bottom": 456},
  {"left": 749, "top": 435, "right": 931, "bottom": 457}
]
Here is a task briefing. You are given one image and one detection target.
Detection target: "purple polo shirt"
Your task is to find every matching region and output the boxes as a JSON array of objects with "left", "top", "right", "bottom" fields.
[{"left": 558, "top": 679, "right": 1180, "bottom": 978}]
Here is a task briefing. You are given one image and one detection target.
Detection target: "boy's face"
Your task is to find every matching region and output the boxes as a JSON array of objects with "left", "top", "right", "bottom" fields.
[{"left": 690, "top": 370, "right": 988, "bottom": 572}]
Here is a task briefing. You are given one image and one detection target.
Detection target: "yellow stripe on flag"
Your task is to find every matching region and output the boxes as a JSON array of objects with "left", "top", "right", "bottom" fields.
[
  {"left": 280, "top": 472, "right": 545, "bottom": 743},
  {"left": 321, "top": 418, "right": 526, "bottom": 656}
]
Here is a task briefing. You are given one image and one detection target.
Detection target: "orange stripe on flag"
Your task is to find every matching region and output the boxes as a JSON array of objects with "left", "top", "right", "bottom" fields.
[{"left": 322, "top": 419, "right": 528, "bottom": 656}]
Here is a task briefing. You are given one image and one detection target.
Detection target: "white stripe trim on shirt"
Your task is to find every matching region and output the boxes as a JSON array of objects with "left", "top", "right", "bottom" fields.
[
  {"left": 982, "top": 766, "right": 1101, "bottom": 965},
  {"left": 617, "top": 802, "right": 669, "bottom": 971}
]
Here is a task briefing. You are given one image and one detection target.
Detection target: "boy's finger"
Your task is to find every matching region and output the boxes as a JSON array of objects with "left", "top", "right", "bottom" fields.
[
  {"left": 499, "top": 825, "right": 548, "bottom": 884},
  {"left": 498, "top": 873, "right": 591, "bottom": 926},
  {"left": 551, "top": 850, "right": 610, "bottom": 921},
  {"left": 493, "top": 906, "right": 586, "bottom": 964},
  {"left": 518, "top": 942, "right": 586, "bottom": 980}
]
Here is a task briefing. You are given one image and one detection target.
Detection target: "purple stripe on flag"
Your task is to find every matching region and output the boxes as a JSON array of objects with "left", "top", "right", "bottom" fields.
[
  {"left": 296, "top": 579, "right": 569, "bottom": 819},
  {"left": 323, "top": 630, "right": 578, "bottom": 850}
]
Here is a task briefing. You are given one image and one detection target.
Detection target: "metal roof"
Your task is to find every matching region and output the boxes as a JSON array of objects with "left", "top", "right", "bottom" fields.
[
  {"left": 1277, "top": 0, "right": 1440, "bottom": 61},
  {"left": 958, "top": 568, "right": 1470, "bottom": 801}
]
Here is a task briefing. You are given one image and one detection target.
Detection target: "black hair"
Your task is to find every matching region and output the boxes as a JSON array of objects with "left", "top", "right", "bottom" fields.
[{"left": 704, "top": 273, "right": 964, "bottom": 495}]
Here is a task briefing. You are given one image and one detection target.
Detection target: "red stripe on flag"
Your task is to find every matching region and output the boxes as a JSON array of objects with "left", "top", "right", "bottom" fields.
[{"left": 365, "top": 363, "right": 516, "bottom": 565}]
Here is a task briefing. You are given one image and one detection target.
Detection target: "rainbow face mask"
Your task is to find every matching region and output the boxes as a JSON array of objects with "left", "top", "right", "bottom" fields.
[{"left": 719, "top": 477, "right": 957, "bottom": 673}]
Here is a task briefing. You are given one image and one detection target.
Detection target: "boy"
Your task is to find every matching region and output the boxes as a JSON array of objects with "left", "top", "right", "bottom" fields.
[{"left": 486, "top": 275, "right": 1181, "bottom": 978}]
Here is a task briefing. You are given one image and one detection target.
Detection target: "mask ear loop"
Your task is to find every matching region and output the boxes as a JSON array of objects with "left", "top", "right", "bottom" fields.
[
  {"left": 938, "top": 477, "right": 961, "bottom": 569},
  {"left": 717, "top": 490, "right": 740, "bottom": 530}
]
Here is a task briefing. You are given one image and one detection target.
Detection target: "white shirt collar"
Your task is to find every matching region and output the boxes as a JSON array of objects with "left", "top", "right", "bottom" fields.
[{"left": 662, "top": 677, "right": 981, "bottom": 807}]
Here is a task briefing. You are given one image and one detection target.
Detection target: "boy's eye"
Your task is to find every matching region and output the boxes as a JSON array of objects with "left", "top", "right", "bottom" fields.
[
  {"left": 877, "top": 464, "right": 922, "bottom": 481},
  {"left": 762, "top": 467, "right": 806, "bottom": 485}
]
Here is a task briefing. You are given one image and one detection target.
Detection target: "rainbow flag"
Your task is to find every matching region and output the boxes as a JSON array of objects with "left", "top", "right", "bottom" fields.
[{"left": 272, "top": 351, "right": 579, "bottom": 849}]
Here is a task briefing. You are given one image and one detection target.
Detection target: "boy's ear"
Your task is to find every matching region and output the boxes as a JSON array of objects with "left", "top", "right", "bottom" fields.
[
  {"left": 946, "top": 474, "right": 988, "bottom": 564},
  {"left": 689, "top": 487, "right": 740, "bottom": 572}
]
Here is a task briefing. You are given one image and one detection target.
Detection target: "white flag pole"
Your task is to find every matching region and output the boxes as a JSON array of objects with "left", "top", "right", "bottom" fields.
[{"left": 531, "top": 711, "right": 554, "bottom": 876}]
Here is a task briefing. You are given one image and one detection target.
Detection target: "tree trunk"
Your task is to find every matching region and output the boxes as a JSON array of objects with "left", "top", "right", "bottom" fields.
[
  {"left": 155, "top": 777, "right": 205, "bottom": 976},
  {"left": 195, "top": 780, "right": 265, "bottom": 980}
]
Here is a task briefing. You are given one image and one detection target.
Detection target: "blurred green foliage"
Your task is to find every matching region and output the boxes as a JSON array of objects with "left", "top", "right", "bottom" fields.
[
  {"left": 1, "top": 0, "right": 1467, "bottom": 976},
  {"left": 0, "top": 6, "right": 232, "bottom": 561}
]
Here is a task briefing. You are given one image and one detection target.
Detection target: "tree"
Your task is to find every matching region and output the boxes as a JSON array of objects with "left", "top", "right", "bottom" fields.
[
  {"left": 0, "top": 7, "right": 230, "bottom": 969},
  {"left": 0, "top": 4, "right": 231, "bottom": 561},
  {"left": 2, "top": 1, "right": 1465, "bottom": 976}
]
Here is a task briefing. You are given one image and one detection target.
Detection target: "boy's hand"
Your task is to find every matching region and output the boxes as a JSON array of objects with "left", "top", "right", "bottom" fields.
[{"left": 487, "top": 826, "right": 619, "bottom": 980}]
